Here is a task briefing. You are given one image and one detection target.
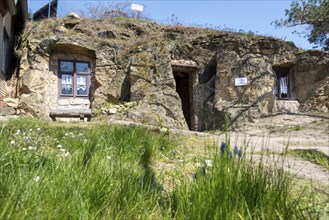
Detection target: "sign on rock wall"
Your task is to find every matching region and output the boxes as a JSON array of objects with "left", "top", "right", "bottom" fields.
[{"left": 235, "top": 77, "right": 248, "bottom": 86}]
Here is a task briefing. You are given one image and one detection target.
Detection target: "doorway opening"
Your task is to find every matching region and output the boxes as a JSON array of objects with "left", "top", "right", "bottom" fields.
[
  {"left": 174, "top": 72, "right": 192, "bottom": 129},
  {"left": 172, "top": 60, "right": 198, "bottom": 131}
]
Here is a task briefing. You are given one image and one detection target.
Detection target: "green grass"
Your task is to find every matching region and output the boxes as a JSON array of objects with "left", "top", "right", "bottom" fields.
[
  {"left": 171, "top": 144, "right": 327, "bottom": 220},
  {"left": 288, "top": 149, "right": 329, "bottom": 170},
  {"left": 0, "top": 118, "right": 173, "bottom": 219},
  {"left": 0, "top": 118, "right": 327, "bottom": 219}
]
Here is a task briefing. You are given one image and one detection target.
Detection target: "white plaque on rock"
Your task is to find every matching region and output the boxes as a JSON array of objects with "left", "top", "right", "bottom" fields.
[{"left": 235, "top": 77, "right": 248, "bottom": 86}]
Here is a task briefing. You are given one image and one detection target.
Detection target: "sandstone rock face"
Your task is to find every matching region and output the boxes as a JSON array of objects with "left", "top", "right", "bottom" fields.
[
  {"left": 293, "top": 51, "right": 329, "bottom": 112},
  {"left": 16, "top": 17, "right": 329, "bottom": 130},
  {"left": 0, "top": 106, "right": 16, "bottom": 115},
  {"left": 3, "top": 98, "right": 19, "bottom": 108},
  {"left": 209, "top": 52, "right": 276, "bottom": 129},
  {"left": 275, "top": 100, "right": 300, "bottom": 113},
  {"left": 126, "top": 42, "right": 188, "bottom": 129}
]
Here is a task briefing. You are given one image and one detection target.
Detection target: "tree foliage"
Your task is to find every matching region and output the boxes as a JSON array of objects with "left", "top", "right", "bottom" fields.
[{"left": 274, "top": 0, "right": 329, "bottom": 51}]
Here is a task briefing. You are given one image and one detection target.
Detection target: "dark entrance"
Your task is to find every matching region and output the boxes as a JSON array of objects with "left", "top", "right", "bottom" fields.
[
  {"left": 273, "top": 67, "right": 290, "bottom": 99},
  {"left": 174, "top": 71, "right": 192, "bottom": 130}
]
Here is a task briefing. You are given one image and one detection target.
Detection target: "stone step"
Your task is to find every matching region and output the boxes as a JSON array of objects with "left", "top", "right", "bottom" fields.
[{"left": 0, "top": 106, "right": 16, "bottom": 116}]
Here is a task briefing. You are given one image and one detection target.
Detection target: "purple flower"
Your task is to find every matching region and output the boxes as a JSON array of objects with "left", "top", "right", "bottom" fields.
[
  {"left": 234, "top": 146, "right": 239, "bottom": 153},
  {"left": 229, "top": 151, "right": 233, "bottom": 158},
  {"left": 221, "top": 142, "right": 226, "bottom": 154},
  {"left": 238, "top": 149, "right": 243, "bottom": 157}
]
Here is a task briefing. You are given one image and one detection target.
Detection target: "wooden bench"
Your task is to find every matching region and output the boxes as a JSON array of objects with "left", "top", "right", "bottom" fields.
[{"left": 50, "top": 109, "right": 92, "bottom": 122}]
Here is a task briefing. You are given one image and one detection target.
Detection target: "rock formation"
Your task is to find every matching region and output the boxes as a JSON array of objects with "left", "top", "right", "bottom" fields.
[{"left": 15, "top": 16, "right": 329, "bottom": 130}]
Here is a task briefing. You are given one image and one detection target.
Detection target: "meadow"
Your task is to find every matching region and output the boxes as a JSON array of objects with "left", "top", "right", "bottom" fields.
[{"left": 0, "top": 118, "right": 327, "bottom": 219}]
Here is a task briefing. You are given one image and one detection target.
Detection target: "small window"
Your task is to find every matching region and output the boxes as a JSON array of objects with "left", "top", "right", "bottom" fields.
[
  {"left": 76, "top": 63, "right": 89, "bottom": 73},
  {"left": 60, "top": 61, "right": 74, "bottom": 72},
  {"left": 59, "top": 60, "right": 91, "bottom": 98},
  {"left": 273, "top": 67, "right": 290, "bottom": 99}
]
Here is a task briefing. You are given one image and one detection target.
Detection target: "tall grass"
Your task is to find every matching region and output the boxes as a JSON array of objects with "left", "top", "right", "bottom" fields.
[
  {"left": 0, "top": 118, "right": 325, "bottom": 219},
  {"left": 0, "top": 118, "right": 173, "bottom": 219},
  {"left": 171, "top": 144, "right": 306, "bottom": 219}
]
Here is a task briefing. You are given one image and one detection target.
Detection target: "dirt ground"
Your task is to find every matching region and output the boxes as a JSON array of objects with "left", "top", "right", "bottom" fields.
[{"left": 174, "top": 113, "right": 329, "bottom": 184}]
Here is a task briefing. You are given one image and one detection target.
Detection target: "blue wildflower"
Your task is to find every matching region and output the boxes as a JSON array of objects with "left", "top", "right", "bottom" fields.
[
  {"left": 221, "top": 142, "right": 226, "bottom": 154},
  {"left": 234, "top": 146, "right": 239, "bottom": 154},
  {"left": 238, "top": 149, "right": 243, "bottom": 157},
  {"left": 229, "top": 151, "right": 233, "bottom": 158}
]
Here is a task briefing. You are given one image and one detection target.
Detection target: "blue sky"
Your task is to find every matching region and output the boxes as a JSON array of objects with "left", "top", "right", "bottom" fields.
[{"left": 27, "top": 0, "right": 315, "bottom": 50}]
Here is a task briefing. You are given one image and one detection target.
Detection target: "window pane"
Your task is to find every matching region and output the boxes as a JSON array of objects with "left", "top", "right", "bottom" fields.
[
  {"left": 60, "top": 61, "right": 73, "bottom": 72},
  {"left": 76, "top": 63, "right": 89, "bottom": 73},
  {"left": 280, "top": 77, "right": 288, "bottom": 98},
  {"left": 61, "top": 74, "right": 73, "bottom": 84},
  {"left": 77, "top": 75, "right": 87, "bottom": 85},
  {"left": 77, "top": 85, "right": 87, "bottom": 95},
  {"left": 62, "top": 84, "right": 73, "bottom": 95}
]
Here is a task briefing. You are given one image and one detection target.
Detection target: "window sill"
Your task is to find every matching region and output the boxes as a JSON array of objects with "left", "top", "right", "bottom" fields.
[{"left": 60, "top": 96, "right": 89, "bottom": 99}]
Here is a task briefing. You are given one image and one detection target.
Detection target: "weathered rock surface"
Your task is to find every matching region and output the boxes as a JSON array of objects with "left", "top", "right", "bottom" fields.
[
  {"left": 293, "top": 51, "right": 329, "bottom": 112},
  {"left": 0, "top": 106, "right": 16, "bottom": 115},
  {"left": 3, "top": 98, "right": 19, "bottom": 108},
  {"left": 16, "top": 16, "right": 329, "bottom": 130}
]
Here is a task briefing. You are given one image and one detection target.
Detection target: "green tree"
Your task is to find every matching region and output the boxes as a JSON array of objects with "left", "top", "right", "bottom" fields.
[{"left": 274, "top": 0, "right": 329, "bottom": 51}]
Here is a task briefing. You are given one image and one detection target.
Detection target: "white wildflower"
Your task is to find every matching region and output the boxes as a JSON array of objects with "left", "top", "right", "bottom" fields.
[
  {"left": 15, "top": 129, "right": 21, "bottom": 135},
  {"left": 10, "top": 140, "right": 15, "bottom": 145},
  {"left": 205, "top": 159, "right": 213, "bottom": 167},
  {"left": 65, "top": 133, "right": 69, "bottom": 136},
  {"left": 29, "top": 128, "right": 33, "bottom": 132},
  {"left": 64, "top": 152, "right": 70, "bottom": 157},
  {"left": 195, "top": 162, "right": 202, "bottom": 167},
  {"left": 60, "top": 148, "right": 65, "bottom": 152},
  {"left": 34, "top": 176, "right": 40, "bottom": 182},
  {"left": 107, "top": 156, "right": 112, "bottom": 160},
  {"left": 37, "top": 128, "right": 41, "bottom": 131},
  {"left": 28, "top": 146, "right": 35, "bottom": 150},
  {"left": 57, "top": 144, "right": 62, "bottom": 148},
  {"left": 22, "top": 148, "right": 27, "bottom": 151}
]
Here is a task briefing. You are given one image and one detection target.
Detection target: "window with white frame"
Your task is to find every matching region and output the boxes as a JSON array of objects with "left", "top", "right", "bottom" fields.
[
  {"left": 273, "top": 67, "right": 290, "bottom": 99},
  {"left": 59, "top": 60, "right": 91, "bottom": 97}
]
